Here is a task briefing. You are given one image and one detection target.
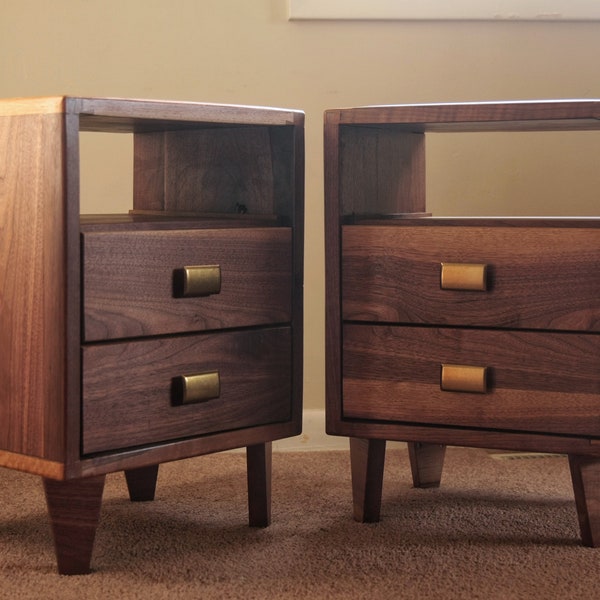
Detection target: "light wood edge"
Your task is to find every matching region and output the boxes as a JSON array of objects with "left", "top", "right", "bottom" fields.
[
  {"left": 0, "top": 97, "right": 66, "bottom": 117},
  {"left": 0, "top": 450, "right": 65, "bottom": 479}
]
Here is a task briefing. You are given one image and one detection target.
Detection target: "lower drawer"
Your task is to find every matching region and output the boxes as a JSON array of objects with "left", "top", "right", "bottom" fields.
[
  {"left": 343, "top": 325, "right": 600, "bottom": 437},
  {"left": 82, "top": 327, "right": 292, "bottom": 454}
]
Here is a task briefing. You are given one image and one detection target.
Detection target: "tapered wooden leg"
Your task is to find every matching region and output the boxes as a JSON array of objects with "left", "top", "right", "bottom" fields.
[
  {"left": 43, "top": 475, "right": 106, "bottom": 575},
  {"left": 124, "top": 465, "right": 159, "bottom": 502},
  {"left": 350, "top": 437, "right": 386, "bottom": 523},
  {"left": 408, "top": 442, "right": 446, "bottom": 488},
  {"left": 246, "top": 442, "right": 272, "bottom": 527},
  {"left": 568, "top": 454, "right": 600, "bottom": 547}
]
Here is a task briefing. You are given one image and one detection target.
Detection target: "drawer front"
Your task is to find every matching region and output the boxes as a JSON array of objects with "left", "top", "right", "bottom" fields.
[
  {"left": 82, "top": 327, "right": 292, "bottom": 454},
  {"left": 83, "top": 228, "right": 292, "bottom": 341},
  {"left": 343, "top": 324, "right": 600, "bottom": 437},
  {"left": 343, "top": 225, "right": 600, "bottom": 331}
]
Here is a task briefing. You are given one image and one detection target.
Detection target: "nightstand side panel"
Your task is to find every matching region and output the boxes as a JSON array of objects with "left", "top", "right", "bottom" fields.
[{"left": 0, "top": 111, "right": 67, "bottom": 464}]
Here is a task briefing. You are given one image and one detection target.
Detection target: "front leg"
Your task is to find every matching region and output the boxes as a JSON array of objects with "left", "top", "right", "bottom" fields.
[
  {"left": 350, "top": 437, "right": 386, "bottom": 522},
  {"left": 246, "top": 442, "right": 272, "bottom": 527},
  {"left": 43, "top": 475, "right": 106, "bottom": 575}
]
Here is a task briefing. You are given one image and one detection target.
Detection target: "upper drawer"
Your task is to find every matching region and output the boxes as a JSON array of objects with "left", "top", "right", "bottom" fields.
[
  {"left": 343, "top": 324, "right": 600, "bottom": 438},
  {"left": 82, "top": 228, "right": 292, "bottom": 341},
  {"left": 342, "top": 224, "right": 600, "bottom": 331}
]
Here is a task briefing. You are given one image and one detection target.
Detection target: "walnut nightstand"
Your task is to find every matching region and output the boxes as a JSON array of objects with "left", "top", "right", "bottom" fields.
[
  {"left": 0, "top": 96, "right": 304, "bottom": 573},
  {"left": 324, "top": 100, "right": 600, "bottom": 546}
]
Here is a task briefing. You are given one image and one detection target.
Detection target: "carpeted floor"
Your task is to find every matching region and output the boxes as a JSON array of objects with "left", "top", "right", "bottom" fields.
[{"left": 1, "top": 446, "right": 598, "bottom": 599}]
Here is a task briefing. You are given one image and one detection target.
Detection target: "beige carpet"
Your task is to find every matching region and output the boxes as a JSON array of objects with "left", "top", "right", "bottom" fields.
[{"left": 1, "top": 447, "right": 599, "bottom": 599}]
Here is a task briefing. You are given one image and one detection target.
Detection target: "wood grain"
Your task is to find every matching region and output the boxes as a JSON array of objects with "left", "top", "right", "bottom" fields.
[
  {"left": 82, "top": 328, "right": 292, "bottom": 454},
  {"left": 70, "top": 97, "right": 303, "bottom": 131},
  {"left": 329, "top": 419, "right": 600, "bottom": 457},
  {"left": 0, "top": 112, "right": 66, "bottom": 461},
  {"left": 165, "top": 128, "right": 274, "bottom": 214},
  {"left": 82, "top": 227, "right": 292, "bottom": 341},
  {"left": 350, "top": 437, "right": 386, "bottom": 522},
  {"left": 133, "top": 131, "right": 166, "bottom": 212},
  {"left": 0, "top": 450, "right": 64, "bottom": 479},
  {"left": 340, "top": 127, "right": 425, "bottom": 216},
  {"left": 330, "top": 99, "right": 600, "bottom": 131},
  {"left": 133, "top": 127, "right": 285, "bottom": 216},
  {"left": 344, "top": 325, "right": 600, "bottom": 436},
  {"left": 43, "top": 475, "right": 105, "bottom": 575},
  {"left": 0, "top": 96, "right": 65, "bottom": 116},
  {"left": 76, "top": 420, "right": 300, "bottom": 479},
  {"left": 408, "top": 442, "right": 446, "bottom": 488},
  {"left": 343, "top": 224, "right": 600, "bottom": 331}
]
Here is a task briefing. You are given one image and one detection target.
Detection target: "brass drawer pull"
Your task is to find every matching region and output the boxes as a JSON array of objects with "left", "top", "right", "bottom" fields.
[
  {"left": 441, "top": 364, "right": 488, "bottom": 394},
  {"left": 440, "top": 262, "right": 488, "bottom": 291},
  {"left": 173, "top": 372, "right": 221, "bottom": 405},
  {"left": 174, "top": 265, "right": 221, "bottom": 298}
]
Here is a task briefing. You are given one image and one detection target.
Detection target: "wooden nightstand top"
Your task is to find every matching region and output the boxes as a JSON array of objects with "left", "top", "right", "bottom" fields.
[
  {"left": 325, "top": 99, "right": 600, "bottom": 131},
  {"left": 0, "top": 95, "right": 304, "bottom": 128}
]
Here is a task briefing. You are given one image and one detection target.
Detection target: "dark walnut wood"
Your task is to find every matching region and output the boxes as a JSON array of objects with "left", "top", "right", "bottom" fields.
[
  {"left": 339, "top": 127, "right": 425, "bottom": 216},
  {"left": 246, "top": 442, "right": 272, "bottom": 527},
  {"left": 333, "top": 99, "right": 600, "bottom": 131},
  {"left": 124, "top": 465, "right": 159, "bottom": 502},
  {"left": 350, "top": 438, "right": 386, "bottom": 523},
  {"left": 343, "top": 325, "right": 600, "bottom": 436},
  {"left": 82, "top": 227, "right": 292, "bottom": 341},
  {"left": 43, "top": 476, "right": 106, "bottom": 575},
  {"left": 0, "top": 96, "right": 304, "bottom": 573},
  {"left": 135, "top": 128, "right": 277, "bottom": 215},
  {"left": 408, "top": 443, "right": 446, "bottom": 489},
  {"left": 343, "top": 222, "right": 600, "bottom": 331},
  {"left": 82, "top": 327, "right": 292, "bottom": 454},
  {"left": 325, "top": 100, "right": 600, "bottom": 546}
]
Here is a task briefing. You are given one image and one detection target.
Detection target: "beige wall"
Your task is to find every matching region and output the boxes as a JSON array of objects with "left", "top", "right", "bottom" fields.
[{"left": 2, "top": 1, "right": 599, "bottom": 409}]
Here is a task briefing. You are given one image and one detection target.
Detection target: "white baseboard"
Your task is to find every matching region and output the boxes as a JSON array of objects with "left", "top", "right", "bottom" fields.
[
  {"left": 272, "top": 409, "right": 348, "bottom": 452},
  {"left": 226, "top": 409, "right": 404, "bottom": 453},
  {"left": 272, "top": 409, "right": 406, "bottom": 452}
]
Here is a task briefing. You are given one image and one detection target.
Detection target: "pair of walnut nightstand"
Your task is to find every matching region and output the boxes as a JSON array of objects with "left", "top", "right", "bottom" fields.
[{"left": 1, "top": 97, "right": 599, "bottom": 574}]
